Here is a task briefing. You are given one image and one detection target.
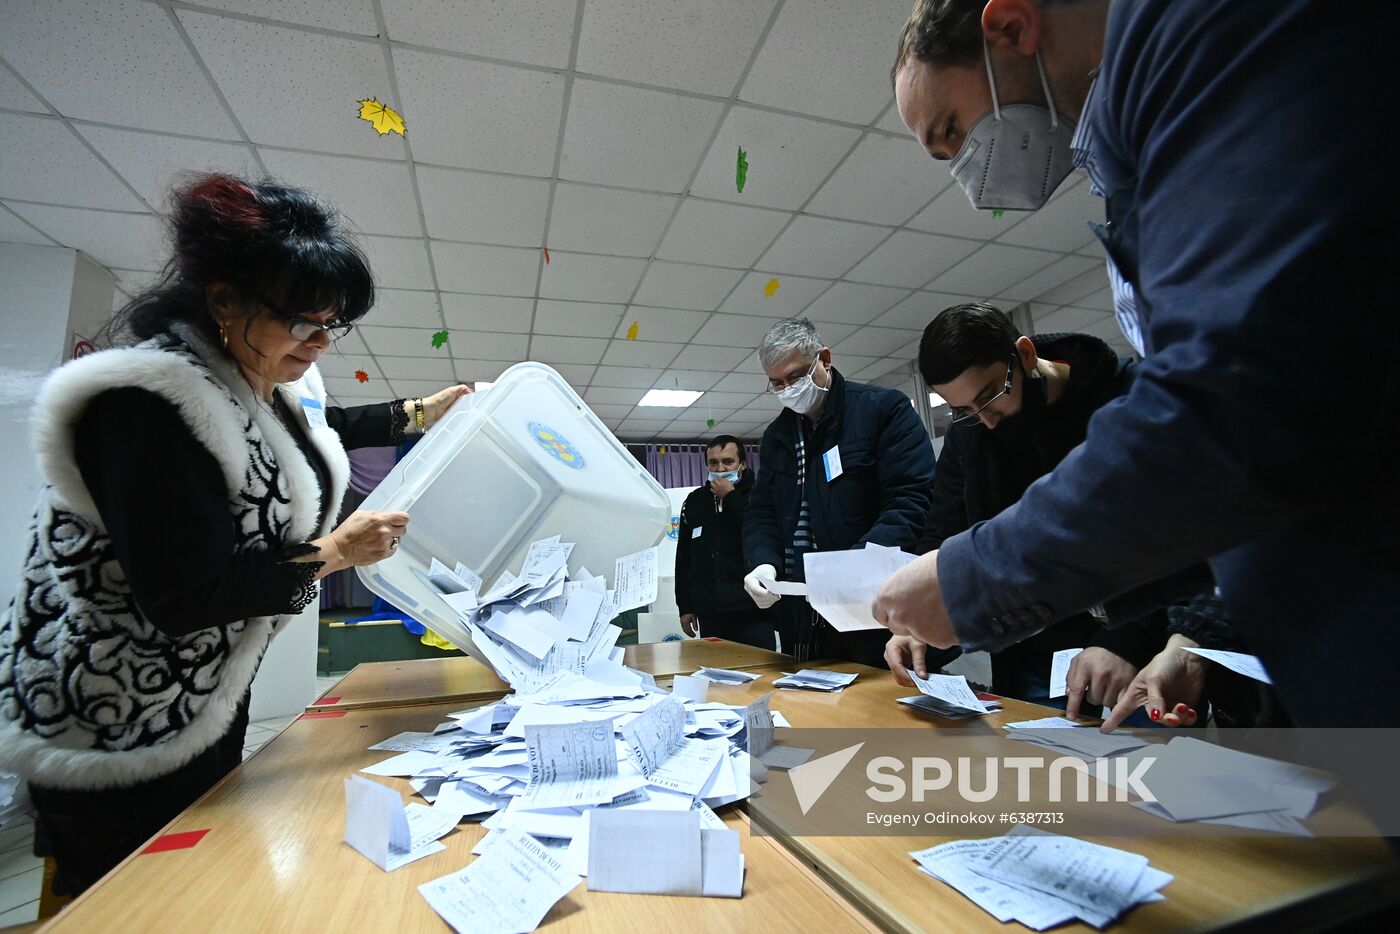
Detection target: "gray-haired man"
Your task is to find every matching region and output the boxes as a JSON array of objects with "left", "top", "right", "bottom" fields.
[{"left": 741, "top": 317, "right": 937, "bottom": 664}]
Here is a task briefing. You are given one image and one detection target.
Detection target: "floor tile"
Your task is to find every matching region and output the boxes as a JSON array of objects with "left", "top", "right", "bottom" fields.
[
  {"left": 0, "top": 899, "right": 39, "bottom": 926},
  {"left": 0, "top": 846, "right": 41, "bottom": 882},
  {"left": 0, "top": 823, "right": 33, "bottom": 856},
  {"left": 0, "top": 865, "right": 42, "bottom": 914}
]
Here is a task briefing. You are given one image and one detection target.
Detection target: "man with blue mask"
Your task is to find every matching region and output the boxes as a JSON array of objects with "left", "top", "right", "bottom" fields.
[
  {"left": 674, "top": 436, "right": 777, "bottom": 649},
  {"left": 878, "top": 0, "right": 1399, "bottom": 746},
  {"left": 743, "top": 317, "right": 936, "bottom": 663}
]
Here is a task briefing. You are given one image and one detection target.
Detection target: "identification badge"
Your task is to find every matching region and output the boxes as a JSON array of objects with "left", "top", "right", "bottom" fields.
[
  {"left": 822, "top": 446, "right": 843, "bottom": 482},
  {"left": 300, "top": 396, "right": 328, "bottom": 429},
  {"left": 692, "top": 526, "right": 703, "bottom": 539}
]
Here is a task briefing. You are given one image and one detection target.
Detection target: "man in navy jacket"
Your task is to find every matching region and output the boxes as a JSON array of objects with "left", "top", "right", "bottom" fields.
[
  {"left": 878, "top": 0, "right": 1398, "bottom": 730},
  {"left": 743, "top": 317, "right": 937, "bottom": 664}
]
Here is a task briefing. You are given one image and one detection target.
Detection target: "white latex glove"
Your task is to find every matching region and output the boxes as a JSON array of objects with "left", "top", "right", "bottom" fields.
[{"left": 743, "top": 564, "right": 781, "bottom": 609}]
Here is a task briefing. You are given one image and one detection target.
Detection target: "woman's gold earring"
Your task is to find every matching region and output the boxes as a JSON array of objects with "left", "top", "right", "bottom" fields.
[{"left": 219, "top": 324, "right": 229, "bottom": 350}]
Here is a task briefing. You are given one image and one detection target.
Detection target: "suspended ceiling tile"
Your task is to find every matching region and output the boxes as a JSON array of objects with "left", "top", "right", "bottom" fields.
[
  {"left": 807, "top": 132, "right": 950, "bottom": 226},
  {"left": 738, "top": 0, "right": 914, "bottom": 124},
  {"left": 576, "top": 0, "right": 776, "bottom": 96},
  {"left": 612, "top": 306, "right": 709, "bottom": 343},
  {"left": 537, "top": 252, "right": 647, "bottom": 304},
  {"left": 0, "top": 0, "right": 239, "bottom": 138},
  {"left": 529, "top": 335, "right": 611, "bottom": 365},
  {"left": 1031, "top": 264, "right": 1110, "bottom": 307},
  {"left": 545, "top": 362, "right": 595, "bottom": 387},
  {"left": 755, "top": 215, "right": 888, "bottom": 278},
  {"left": 359, "top": 325, "right": 442, "bottom": 356},
  {"left": 76, "top": 125, "right": 258, "bottom": 205},
  {"left": 710, "top": 371, "right": 767, "bottom": 394},
  {"left": 360, "top": 234, "right": 433, "bottom": 289},
  {"left": 259, "top": 149, "right": 421, "bottom": 237},
  {"left": 546, "top": 183, "right": 677, "bottom": 257},
  {"left": 429, "top": 240, "right": 538, "bottom": 296},
  {"left": 0, "top": 115, "right": 145, "bottom": 211},
  {"left": 415, "top": 165, "right": 549, "bottom": 246},
  {"left": 375, "top": 354, "right": 457, "bottom": 381},
  {"left": 369, "top": 288, "right": 441, "bottom": 329},
  {"left": 657, "top": 199, "right": 791, "bottom": 269},
  {"left": 691, "top": 312, "right": 783, "bottom": 349},
  {"left": 179, "top": 9, "right": 404, "bottom": 158},
  {"left": 600, "top": 338, "right": 684, "bottom": 368},
  {"left": 998, "top": 254, "right": 1103, "bottom": 304},
  {"left": 0, "top": 63, "right": 48, "bottom": 113},
  {"left": 440, "top": 293, "right": 535, "bottom": 333},
  {"left": 632, "top": 262, "right": 744, "bottom": 312},
  {"left": 446, "top": 329, "right": 529, "bottom": 361},
  {"left": 559, "top": 79, "right": 725, "bottom": 194},
  {"left": 584, "top": 385, "right": 647, "bottom": 406},
  {"left": 7, "top": 203, "right": 163, "bottom": 270},
  {"left": 382, "top": 0, "right": 575, "bottom": 68},
  {"left": 532, "top": 299, "right": 625, "bottom": 338},
  {"left": 590, "top": 366, "right": 660, "bottom": 389},
  {"left": 995, "top": 178, "right": 1101, "bottom": 252},
  {"left": 906, "top": 178, "right": 1014, "bottom": 241},
  {"left": 393, "top": 48, "right": 563, "bottom": 175},
  {"left": 831, "top": 326, "right": 921, "bottom": 359},
  {"left": 0, "top": 205, "right": 56, "bottom": 246},
  {"left": 669, "top": 344, "right": 753, "bottom": 372},
  {"left": 925, "top": 244, "right": 1061, "bottom": 299},
  {"left": 183, "top": 0, "right": 379, "bottom": 34},
  {"left": 690, "top": 106, "right": 861, "bottom": 211},
  {"left": 450, "top": 359, "right": 511, "bottom": 382},
  {"left": 870, "top": 290, "right": 980, "bottom": 331},
  {"left": 1034, "top": 305, "right": 1112, "bottom": 333},
  {"left": 715, "top": 272, "right": 830, "bottom": 319},
  {"left": 390, "top": 377, "right": 463, "bottom": 397},
  {"left": 801, "top": 281, "right": 908, "bottom": 325},
  {"left": 651, "top": 370, "right": 725, "bottom": 392},
  {"left": 844, "top": 230, "right": 980, "bottom": 289}
]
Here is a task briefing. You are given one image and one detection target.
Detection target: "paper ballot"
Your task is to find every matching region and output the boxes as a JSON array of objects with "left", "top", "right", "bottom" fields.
[
  {"left": 612, "top": 546, "right": 659, "bottom": 612},
  {"left": 419, "top": 829, "right": 580, "bottom": 934},
  {"left": 801, "top": 546, "right": 915, "bottom": 632},
  {"left": 1181, "top": 646, "right": 1274, "bottom": 684},
  {"left": 587, "top": 809, "right": 744, "bottom": 898},
  {"left": 692, "top": 667, "right": 761, "bottom": 685},
  {"left": 1048, "top": 647, "right": 1084, "bottom": 699},
  {"left": 755, "top": 573, "right": 808, "bottom": 596},
  {"left": 343, "top": 775, "right": 456, "bottom": 871},
  {"left": 520, "top": 719, "right": 626, "bottom": 809},
  {"left": 620, "top": 697, "right": 728, "bottom": 797},
  {"left": 911, "top": 672, "right": 991, "bottom": 714}
]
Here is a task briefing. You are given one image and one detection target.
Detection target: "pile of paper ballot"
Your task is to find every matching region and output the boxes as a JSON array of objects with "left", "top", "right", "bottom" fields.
[
  {"left": 911, "top": 825, "right": 1173, "bottom": 930},
  {"left": 900, "top": 672, "right": 1004, "bottom": 719},
  {"left": 345, "top": 536, "right": 788, "bottom": 933}
]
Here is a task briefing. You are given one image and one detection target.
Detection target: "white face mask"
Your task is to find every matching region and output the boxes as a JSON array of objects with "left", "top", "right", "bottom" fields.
[
  {"left": 950, "top": 41, "right": 1076, "bottom": 211},
  {"left": 777, "top": 361, "right": 829, "bottom": 416}
]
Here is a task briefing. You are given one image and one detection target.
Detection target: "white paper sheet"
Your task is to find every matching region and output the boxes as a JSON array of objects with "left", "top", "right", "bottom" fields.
[
  {"left": 692, "top": 667, "right": 761, "bottom": 684},
  {"left": 911, "top": 672, "right": 990, "bottom": 714},
  {"left": 1048, "top": 647, "right": 1084, "bottom": 699},
  {"left": 801, "top": 547, "right": 915, "bottom": 632},
  {"left": 612, "top": 547, "right": 659, "bottom": 612},
  {"left": 519, "top": 719, "right": 624, "bottom": 809},
  {"left": 418, "top": 828, "right": 579, "bottom": 934},
  {"left": 1181, "top": 646, "right": 1274, "bottom": 684},
  {"left": 670, "top": 674, "right": 709, "bottom": 703},
  {"left": 344, "top": 775, "right": 451, "bottom": 871}
]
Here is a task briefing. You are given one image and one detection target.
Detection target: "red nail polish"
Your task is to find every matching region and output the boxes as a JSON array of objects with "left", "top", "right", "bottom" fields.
[
  {"left": 1174, "top": 702, "right": 1188, "bottom": 714},
  {"left": 1149, "top": 708, "right": 1162, "bottom": 721}
]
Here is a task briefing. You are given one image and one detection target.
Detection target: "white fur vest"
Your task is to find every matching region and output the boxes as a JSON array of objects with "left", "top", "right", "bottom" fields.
[{"left": 0, "top": 325, "right": 348, "bottom": 789}]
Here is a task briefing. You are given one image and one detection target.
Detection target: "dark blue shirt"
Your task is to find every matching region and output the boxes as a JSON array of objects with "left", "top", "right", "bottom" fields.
[{"left": 937, "top": 0, "right": 1400, "bottom": 726}]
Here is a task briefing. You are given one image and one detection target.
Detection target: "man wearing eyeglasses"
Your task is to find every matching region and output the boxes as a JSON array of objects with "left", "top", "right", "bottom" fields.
[
  {"left": 885, "top": 303, "right": 1164, "bottom": 708},
  {"left": 742, "top": 317, "right": 937, "bottom": 664}
]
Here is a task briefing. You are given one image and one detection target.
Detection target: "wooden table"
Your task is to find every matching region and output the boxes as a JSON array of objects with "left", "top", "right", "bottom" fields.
[
  {"left": 694, "top": 661, "right": 1400, "bottom": 932},
  {"left": 40, "top": 699, "right": 875, "bottom": 934},
  {"left": 307, "top": 639, "right": 791, "bottom": 713}
]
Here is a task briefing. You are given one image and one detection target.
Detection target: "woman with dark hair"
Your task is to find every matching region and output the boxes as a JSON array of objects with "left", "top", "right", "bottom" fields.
[{"left": 0, "top": 173, "right": 469, "bottom": 894}]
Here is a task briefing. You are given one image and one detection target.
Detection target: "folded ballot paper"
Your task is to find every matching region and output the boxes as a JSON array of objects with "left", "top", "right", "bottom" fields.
[
  {"left": 691, "top": 667, "right": 761, "bottom": 685},
  {"left": 773, "top": 669, "right": 859, "bottom": 692},
  {"left": 349, "top": 535, "right": 784, "bottom": 931},
  {"left": 911, "top": 826, "right": 1172, "bottom": 930},
  {"left": 757, "top": 542, "right": 914, "bottom": 632},
  {"left": 898, "top": 672, "right": 1002, "bottom": 719},
  {"left": 1002, "top": 717, "right": 1150, "bottom": 760}
]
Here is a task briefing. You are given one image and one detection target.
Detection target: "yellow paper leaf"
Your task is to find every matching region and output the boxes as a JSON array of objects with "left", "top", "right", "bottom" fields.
[
  {"left": 763, "top": 278, "right": 781, "bottom": 298},
  {"left": 357, "top": 97, "right": 405, "bottom": 136},
  {"left": 625, "top": 321, "right": 639, "bottom": 341}
]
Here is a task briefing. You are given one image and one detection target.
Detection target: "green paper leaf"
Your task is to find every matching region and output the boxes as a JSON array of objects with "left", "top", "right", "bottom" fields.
[
  {"left": 991, "top": 208, "right": 1005, "bottom": 218},
  {"left": 706, "top": 418, "right": 715, "bottom": 429},
  {"left": 430, "top": 329, "right": 449, "bottom": 349},
  {"left": 736, "top": 146, "right": 748, "bottom": 193}
]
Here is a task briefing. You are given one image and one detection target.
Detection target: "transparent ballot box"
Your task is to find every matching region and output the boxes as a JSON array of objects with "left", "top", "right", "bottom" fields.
[{"left": 356, "top": 362, "right": 670, "bottom": 661}]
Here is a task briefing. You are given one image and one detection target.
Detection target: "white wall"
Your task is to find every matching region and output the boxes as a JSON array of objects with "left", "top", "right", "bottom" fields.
[{"left": 0, "top": 244, "right": 97, "bottom": 605}]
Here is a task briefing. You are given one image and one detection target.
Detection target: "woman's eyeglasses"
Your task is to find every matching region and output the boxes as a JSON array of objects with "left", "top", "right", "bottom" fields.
[{"left": 260, "top": 295, "right": 354, "bottom": 341}]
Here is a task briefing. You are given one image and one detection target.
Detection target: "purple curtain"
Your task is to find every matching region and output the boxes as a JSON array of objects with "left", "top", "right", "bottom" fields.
[{"left": 629, "top": 443, "right": 762, "bottom": 488}]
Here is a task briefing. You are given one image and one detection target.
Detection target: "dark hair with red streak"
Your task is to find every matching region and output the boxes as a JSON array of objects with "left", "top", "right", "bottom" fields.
[{"left": 108, "top": 172, "right": 375, "bottom": 349}]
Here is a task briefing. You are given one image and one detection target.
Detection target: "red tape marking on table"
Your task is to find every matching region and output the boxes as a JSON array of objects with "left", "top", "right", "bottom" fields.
[
  {"left": 318, "top": 695, "right": 342, "bottom": 705},
  {"left": 300, "top": 710, "right": 347, "bottom": 719},
  {"left": 142, "top": 829, "right": 210, "bottom": 854},
  {"left": 703, "top": 637, "right": 722, "bottom": 642}
]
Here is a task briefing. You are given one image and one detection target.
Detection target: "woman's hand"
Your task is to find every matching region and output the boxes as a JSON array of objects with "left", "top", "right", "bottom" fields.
[
  {"left": 422, "top": 384, "right": 473, "bottom": 429},
  {"left": 307, "top": 510, "right": 409, "bottom": 575},
  {"left": 1101, "top": 634, "right": 1206, "bottom": 730}
]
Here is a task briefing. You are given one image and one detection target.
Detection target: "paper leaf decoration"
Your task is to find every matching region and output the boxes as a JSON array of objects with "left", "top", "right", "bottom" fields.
[
  {"left": 991, "top": 208, "right": 1005, "bottom": 218},
  {"left": 357, "top": 98, "right": 405, "bottom": 136},
  {"left": 354, "top": 369, "right": 369, "bottom": 384},
  {"left": 430, "top": 329, "right": 449, "bottom": 349},
  {"left": 659, "top": 446, "right": 667, "bottom": 455},
  {"left": 736, "top": 146, "right": 749, "bottom": 192},
  {"left": 763, "top": 278, "right": 780, "bottom": 298},
  {"left": 625, "top": 321, "right": 639, "bottom": 341},
  {"left": 543, "top": 246, "right": 551, "bottom": 265},
  {"left": 706, "top": 418, "right": 715, "bottom": 429}
]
